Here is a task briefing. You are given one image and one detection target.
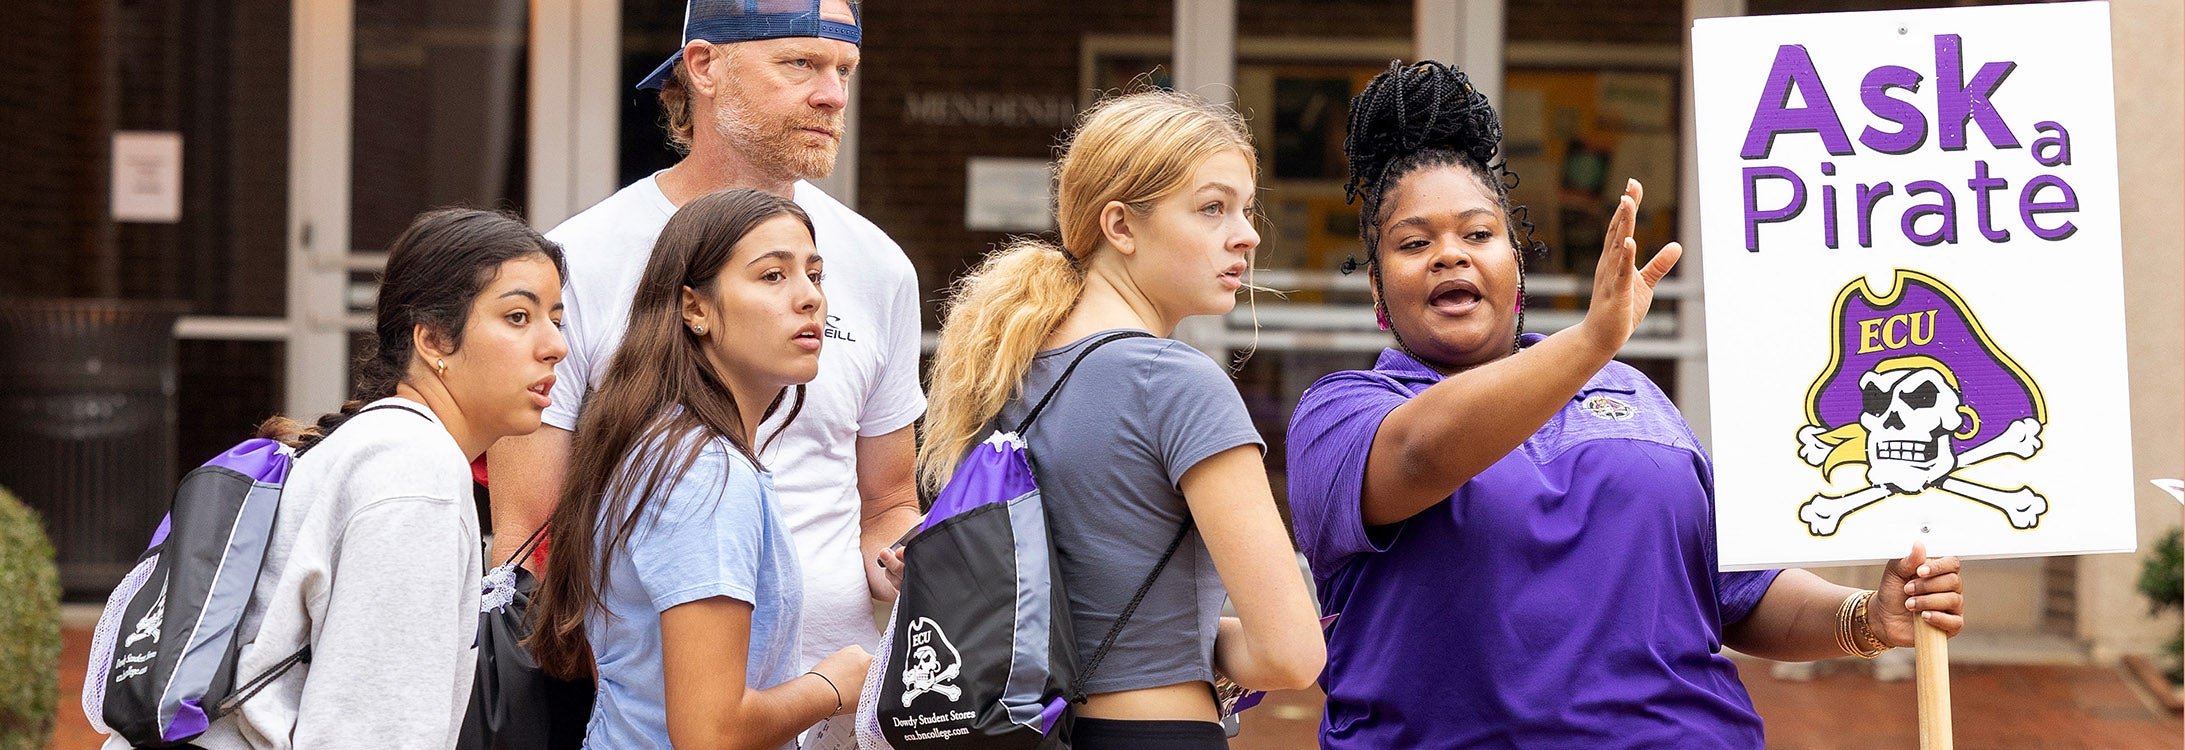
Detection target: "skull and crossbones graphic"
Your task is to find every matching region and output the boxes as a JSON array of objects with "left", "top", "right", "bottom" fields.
[
  {"left": 899, "top": 617, "right": 963, "bottom": 706},
  {"left": 1794, "top": 354, "right": 2047, "bottom": 536}
]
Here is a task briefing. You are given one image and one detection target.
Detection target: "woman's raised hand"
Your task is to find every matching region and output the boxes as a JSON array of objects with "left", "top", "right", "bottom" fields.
[{"left": 1579, "top": 179, "right": 1682, "bottom": 355}]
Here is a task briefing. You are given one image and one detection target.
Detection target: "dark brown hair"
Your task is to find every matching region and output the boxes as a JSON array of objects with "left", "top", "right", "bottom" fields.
[
  {"left": 255, "top": 208, "right": 566, "bottom": 448},
  {"left": 526, "top": 188, "right": 813, "bottom": 679}
]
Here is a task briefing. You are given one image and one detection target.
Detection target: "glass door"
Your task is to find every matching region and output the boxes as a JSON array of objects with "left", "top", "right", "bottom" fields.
[{"left": 283, "top": 0, "right": 532, "bottom": 418}]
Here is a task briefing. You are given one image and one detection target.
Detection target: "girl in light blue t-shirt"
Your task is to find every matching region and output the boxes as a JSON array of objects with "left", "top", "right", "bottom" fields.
[{"left": 529, "top": 189, "right": 871, "bottom": 749}]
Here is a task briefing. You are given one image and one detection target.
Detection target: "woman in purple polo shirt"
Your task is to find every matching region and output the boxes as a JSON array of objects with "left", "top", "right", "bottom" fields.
[{"left": 1285, "top": 61, "right": 1968, "bottom": 748}]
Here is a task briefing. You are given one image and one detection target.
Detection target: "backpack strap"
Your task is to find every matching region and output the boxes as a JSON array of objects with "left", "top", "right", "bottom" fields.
[
  {"left": 1067, "top": 517, "right": 1195, "bottom": 703},
  {"left": 215, "top": 645, "right": 312, "bottom": 715},
  {"left": 500, "top": 522, "right": 550, "bottom": 567},
  {"left": 215, "top": 401, "right": 431, "bottom": 716},
  {"left": 292, "top": 402, "right": 431, "bottom": 457},
  {"left": 1006, "top": 330, "right": 1189, "bottom": 701},
  {"left": 360, "top": 402, "right": 431, "bottom": 421},
  {"left": 1013, "top": 330, "right": 1152, "bottom": 435}
]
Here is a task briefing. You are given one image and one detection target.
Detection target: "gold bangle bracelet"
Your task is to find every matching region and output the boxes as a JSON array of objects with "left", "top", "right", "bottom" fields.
[
  {"left": 1834, "top": 591, "right": 1860, "bottom": 657},
  {"left": 1854, "top": 591, "right": 1894, "bottom": 654},
  {"left": 1838, "top": 590, "right": 1887, "bottom": 659}
]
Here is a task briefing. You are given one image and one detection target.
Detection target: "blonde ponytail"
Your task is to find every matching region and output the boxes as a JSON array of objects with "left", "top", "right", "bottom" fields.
[
  {"left": 917, "top": 240, "right": 1085, "bottom": 493},
  {"left": 918, "top": 89, "right": 1257, "bottom": 495}
]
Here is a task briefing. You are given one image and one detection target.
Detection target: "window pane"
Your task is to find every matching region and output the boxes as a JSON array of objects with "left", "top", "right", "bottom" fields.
[
  {"left": 351, "top": 0, "right": 529, "bottom": 253},
  {"left": 106, "top": 0, "right": 292, "bottom": 317}
]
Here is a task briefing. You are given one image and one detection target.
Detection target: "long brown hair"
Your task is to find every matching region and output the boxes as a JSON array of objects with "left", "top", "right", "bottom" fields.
[
  {"left": 916, "top": 90, "right": 1255, "bottom": 495},
  {"left": 527, "top": 189, "right": 813, "bottom": 679}
]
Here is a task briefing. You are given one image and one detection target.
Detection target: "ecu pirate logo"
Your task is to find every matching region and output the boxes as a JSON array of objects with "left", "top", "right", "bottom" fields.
[
  {"left": 1793, "top": 270, "right": 2049, "bottom": 536},
  {"left": 899, "top": 616, "right": 963, "bottom": 706}
]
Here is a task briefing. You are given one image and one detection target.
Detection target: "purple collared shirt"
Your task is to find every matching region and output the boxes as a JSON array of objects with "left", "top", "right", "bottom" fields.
[{"left": 1287, "top": 336, "right": 1780, "bottom": 749}]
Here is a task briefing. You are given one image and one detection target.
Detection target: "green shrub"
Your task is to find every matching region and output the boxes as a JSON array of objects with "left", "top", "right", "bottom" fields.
[
  {"left": 0, "top": 485, "right": 59, "bottom": 750},
  {"left": 2140, "top": 526, "right": 2184, "bottom": 685}
]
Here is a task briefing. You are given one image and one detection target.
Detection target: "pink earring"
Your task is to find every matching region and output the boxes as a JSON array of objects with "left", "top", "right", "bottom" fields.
[{"left": 1375, "top": 306, "right": 1391, "bottom": 331}]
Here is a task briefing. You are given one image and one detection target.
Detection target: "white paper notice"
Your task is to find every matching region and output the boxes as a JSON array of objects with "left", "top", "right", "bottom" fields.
[
  {"left": 112, "top": 131, "right": 183, "bottom": 224},
  {"left": 965, "top": 157, "right": 1054, "bottom": 232}
]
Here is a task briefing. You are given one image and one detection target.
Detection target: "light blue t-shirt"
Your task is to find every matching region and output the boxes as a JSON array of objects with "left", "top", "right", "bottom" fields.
[{"left": 583, "top": 433, "right": 804, "bottom": 749}]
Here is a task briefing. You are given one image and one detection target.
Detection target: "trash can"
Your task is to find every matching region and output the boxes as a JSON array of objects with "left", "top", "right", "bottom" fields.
[{"left": 0, "top": 299, "right": 186, "bottom": 596}]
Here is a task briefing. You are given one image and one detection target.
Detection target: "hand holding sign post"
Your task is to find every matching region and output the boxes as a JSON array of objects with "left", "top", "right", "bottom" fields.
[{"left": 1695, "top": 4, "right": 2132, "bottom": 747}]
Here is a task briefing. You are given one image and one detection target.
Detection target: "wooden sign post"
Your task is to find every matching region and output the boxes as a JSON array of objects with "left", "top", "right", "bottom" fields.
[
  {"left": 1692, "top": 4, "right": 2135, "bottom": 746},
  {"left": 1916, "top": 619, "right": 1951, "bottom": 748}
]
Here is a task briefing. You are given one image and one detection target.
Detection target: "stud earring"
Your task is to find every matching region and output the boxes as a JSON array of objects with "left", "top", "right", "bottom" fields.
[
  {"left": 691, "top": 324, "right": 706, "bottom": 335},
  {"left": 436, "top": 359, "right": 448, "bottom": 377}
]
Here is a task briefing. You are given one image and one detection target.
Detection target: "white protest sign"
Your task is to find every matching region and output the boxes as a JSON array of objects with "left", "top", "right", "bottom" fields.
[{"left": 1694, "top": 2, "right": 2134, "bottom": 570}]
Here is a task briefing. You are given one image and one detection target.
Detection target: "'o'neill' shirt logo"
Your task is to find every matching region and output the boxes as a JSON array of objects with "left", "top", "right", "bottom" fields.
[
  {"left": 1582, "top": 395, "right": 1634, "bottom": 421},
  {"left": 824, "top": 315, "right": 858, "bottom": 343}
]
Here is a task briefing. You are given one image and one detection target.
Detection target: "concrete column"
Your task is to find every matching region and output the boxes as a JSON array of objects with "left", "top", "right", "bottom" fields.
[
  {"left": 286, "top": 0, "right": 353, "bottom": 418},
  {"left": 2080, "top": 0, "right": 2183, "bottom": 665},
  {"left": 1171, "top": 0, "right": 1236, "bottom": 356},
  {"left": 1416, "top": 0, "right": 1503, "bottom": 107},
  {"left": 1173, "top": 0, "right": 1236, "bottom": 105},
  {"left": 528, "top": 0, "right": 621, "bottom": 230},
  {"left": 1675, "top": 0, "right": 1743, "bottom": 447}
]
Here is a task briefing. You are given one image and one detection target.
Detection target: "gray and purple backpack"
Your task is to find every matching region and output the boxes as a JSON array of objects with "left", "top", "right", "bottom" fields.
[
  {"left": 859, "top": 331, "right": 1192, "bottom": 749},
  {"left": 82, "top": 404, "right": 422, "bottom": 747}
]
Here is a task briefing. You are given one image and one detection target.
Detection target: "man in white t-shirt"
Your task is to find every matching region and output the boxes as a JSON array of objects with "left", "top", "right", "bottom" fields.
[{"left": 487, "top": 3, "right": 922, "bottom": 743}]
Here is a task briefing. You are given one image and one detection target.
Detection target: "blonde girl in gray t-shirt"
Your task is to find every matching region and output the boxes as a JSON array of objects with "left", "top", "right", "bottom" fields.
[{"left": 911, "top": 90, "right": 1326, "bottom": 749}]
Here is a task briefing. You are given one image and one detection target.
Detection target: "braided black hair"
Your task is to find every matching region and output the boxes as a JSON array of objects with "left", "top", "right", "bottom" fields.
[{"left": 1339, "top": 60, "right": 1544, "bottom": 356}]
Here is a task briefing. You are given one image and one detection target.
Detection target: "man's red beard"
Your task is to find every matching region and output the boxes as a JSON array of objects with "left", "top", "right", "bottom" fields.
[{"left": 718, "top": 103, "right": 843, "bottom": 182}]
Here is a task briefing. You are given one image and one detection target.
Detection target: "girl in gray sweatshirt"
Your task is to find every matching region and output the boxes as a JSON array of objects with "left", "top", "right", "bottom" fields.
[{"left": 104, "top": 208, "right": 570, "bottom": 750}]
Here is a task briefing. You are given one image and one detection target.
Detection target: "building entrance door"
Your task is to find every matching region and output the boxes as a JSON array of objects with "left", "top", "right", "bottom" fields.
[{"left": 282, "top": 0, "right": 534, "bottom": 420}]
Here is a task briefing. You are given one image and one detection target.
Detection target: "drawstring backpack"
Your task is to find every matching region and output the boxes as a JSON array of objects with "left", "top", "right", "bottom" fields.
[
  {"left": 458, "top": 522, "right": 594, "bottom": 750},
  {"left": 857, "top": 331, "right": 1193, "bottom": 749},
  {"left": 83, "top": 404, "right": 426, "bottom": 747}
]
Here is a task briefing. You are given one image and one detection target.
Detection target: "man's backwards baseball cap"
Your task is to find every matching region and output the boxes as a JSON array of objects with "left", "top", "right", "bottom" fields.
[{"left": 635, "top": 0, "right": 862, "bottom": 91}]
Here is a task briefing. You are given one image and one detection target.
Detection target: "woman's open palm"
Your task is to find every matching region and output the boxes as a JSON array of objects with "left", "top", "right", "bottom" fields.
[{"left": 1582, "top": 179, "right": 1683, "bottom": 352}]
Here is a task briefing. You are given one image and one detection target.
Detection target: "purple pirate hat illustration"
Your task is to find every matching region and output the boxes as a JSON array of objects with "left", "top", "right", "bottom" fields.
[
  {"left": 1804, "top": 270, "right": 2046, "bottom": 453},
  {"left": 1792, "top": 270, "right": 2051, "bottom": 536}
]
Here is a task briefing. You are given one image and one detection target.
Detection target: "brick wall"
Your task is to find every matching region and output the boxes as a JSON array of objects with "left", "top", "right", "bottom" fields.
[
  {"left": 856, "top": 0, "right": 1172, "bottom": 326},
  {"left": 0, "top": 0, "right": 293, "bottom": 477},
  {"left": 1508, "top": 0, "right": 1684, "bottom": 45},
  {"left": 0, "top": 0, "right": 104, "bottom": 299},
  {"left": 1239, "top": 0, "right": 1411, "bottom": 38}
]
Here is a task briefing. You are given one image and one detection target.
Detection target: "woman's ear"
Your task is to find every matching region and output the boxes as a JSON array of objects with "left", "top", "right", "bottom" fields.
[
  {"left": 1098, "top": 200, "right": 1136, "bottom": 257},
  {"left": 412, "top": 322, "right": 456, "bottom": 375},
  {"left": 681, "top": 286, "right": 710, "bottom": 334}
]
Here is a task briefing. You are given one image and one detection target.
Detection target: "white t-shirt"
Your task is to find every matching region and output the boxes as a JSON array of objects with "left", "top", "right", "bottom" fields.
[{"left": 542, "top": 175, "right": 926, "bottom": 689}]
